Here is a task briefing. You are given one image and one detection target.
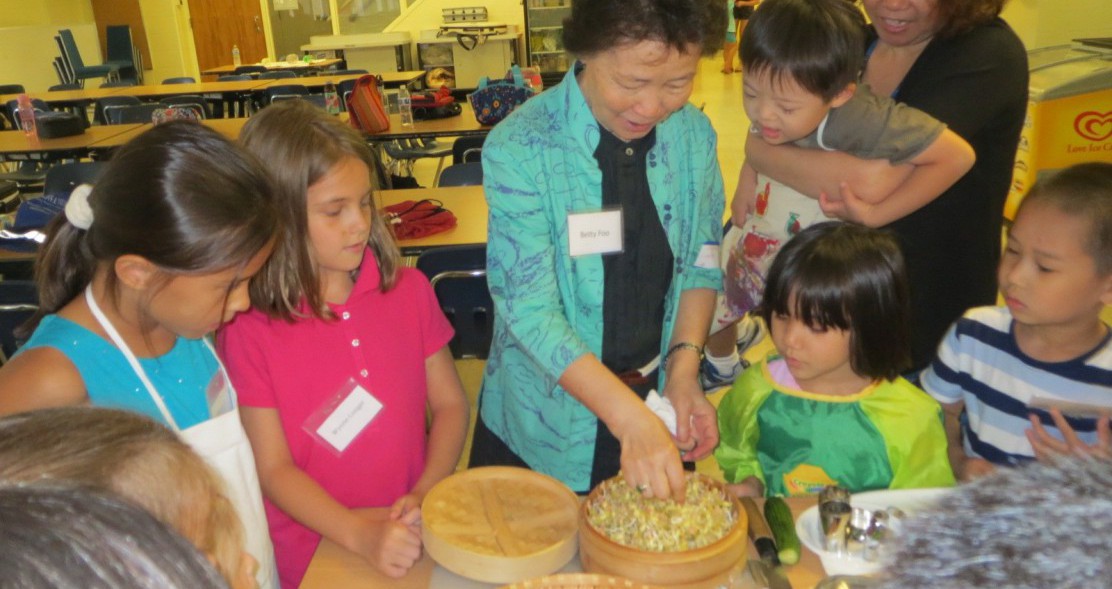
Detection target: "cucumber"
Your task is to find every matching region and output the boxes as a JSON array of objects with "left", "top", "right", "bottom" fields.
[{"left": 764, "top": 496, "right": 801, "bottom": 565}]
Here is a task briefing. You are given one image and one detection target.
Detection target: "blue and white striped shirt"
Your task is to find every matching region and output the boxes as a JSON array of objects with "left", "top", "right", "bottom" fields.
[{"left": 921, "top": 306, "right": 1112, "bottom": 465}]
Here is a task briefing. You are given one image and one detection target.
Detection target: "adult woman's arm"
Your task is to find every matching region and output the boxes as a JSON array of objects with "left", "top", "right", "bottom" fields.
[
  {"left": 820, "top": 127, "right": 974, "bottom": 226},
  {"left": 558, "top": 356, "right": 688, "bottom": 501},
  {"left": 744, "top": 137, "right": 912, "bottom": 204},
  {"left": 483, "top": 124, "right": 688, "bottom": 500},
  {"left": 660, "top": 287, "right": 719, "bottom": 463}
]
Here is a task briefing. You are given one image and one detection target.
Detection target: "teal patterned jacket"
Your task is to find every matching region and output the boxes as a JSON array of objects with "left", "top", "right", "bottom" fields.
[{"left": 479, "top": 65, "right": 725, "bottom": 492}]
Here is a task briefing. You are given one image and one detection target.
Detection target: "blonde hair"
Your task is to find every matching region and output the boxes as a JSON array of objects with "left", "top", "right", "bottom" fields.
[
  {"left": 239, "top": 100, "right": 401, "bottom": 321},
  {"left": 0, "top": 407, "right": 245, "bottom": 586}
]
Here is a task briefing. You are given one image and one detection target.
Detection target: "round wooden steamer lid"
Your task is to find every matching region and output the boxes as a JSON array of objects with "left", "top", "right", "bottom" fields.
[{"left": 422, "top": 466, "right": 580, "bottom": 584}]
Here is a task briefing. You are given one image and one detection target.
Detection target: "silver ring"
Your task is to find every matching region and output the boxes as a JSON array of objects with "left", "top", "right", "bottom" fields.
[{"left": 636, "top": 484, "right": 648, "bottom": 493}]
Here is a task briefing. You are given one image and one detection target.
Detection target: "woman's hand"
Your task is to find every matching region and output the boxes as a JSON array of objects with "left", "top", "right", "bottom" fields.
[
  {"left": 663, "top": 376, "right": 719, "bottom": 463},
  {"left": 1027, "top": 410, "right": 1112, "bottom": 461},
  {"left": 614, "top": 402, "right": 689, "bottom": 502},
  {"left": 819, "top": 182, "right": 877, "bottom": 225},
  {"left": 351, "top": 508, "right": 422, "bottom": 579}
]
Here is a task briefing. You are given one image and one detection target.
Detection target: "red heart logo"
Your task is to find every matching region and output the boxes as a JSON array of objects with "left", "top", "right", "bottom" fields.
[{"left": 1074, "top": 110, "right": 1112, "bottom": 142}]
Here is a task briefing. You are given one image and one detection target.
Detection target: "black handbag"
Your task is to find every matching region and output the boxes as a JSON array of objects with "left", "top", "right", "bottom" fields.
[{"left": 36, "top": 111, "right": 86, "bottom": 138}]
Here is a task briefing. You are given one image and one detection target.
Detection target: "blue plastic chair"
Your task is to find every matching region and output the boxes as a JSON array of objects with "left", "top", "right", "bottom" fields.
[
  {"left": 105, "top": 25, "right": 141, "bottom": 84},
  {"left": 0, "top": 280, "right": 38, "bottom": 363},
  {"left": 56, "top": 29, "right": 119, "bottom": 87},
  {"left": 437, "top": 163, "right": 484, "bottom": 187},
  {"left": 415, "top": 245, "right": 492, "bottom": 359}
]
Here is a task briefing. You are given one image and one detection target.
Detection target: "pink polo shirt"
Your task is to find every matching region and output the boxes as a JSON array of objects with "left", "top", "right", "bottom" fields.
[{"left": 218, "top": 251, "right": 453, "bottom": 588}]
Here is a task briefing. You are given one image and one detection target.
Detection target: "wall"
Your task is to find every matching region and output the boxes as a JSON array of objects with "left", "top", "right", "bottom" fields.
[
  {"left": 1002, "top": 0, "right": 1112, "bottom": 49},
  {"left": 384, "top": 0, "right": 524, "bottom": 36}
]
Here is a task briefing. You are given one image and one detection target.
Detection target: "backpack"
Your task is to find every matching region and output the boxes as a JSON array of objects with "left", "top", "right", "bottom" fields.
[{"left": 346, "top": 74, "right": 390, "bottom": 134}]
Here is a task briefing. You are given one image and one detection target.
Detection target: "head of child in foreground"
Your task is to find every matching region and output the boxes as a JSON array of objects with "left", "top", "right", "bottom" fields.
[
  {"left": 30, "top": 121, "right": 278, "bottom": 338},
  {"left": 759, "top": 222, "right": 912, "bottom": 388},
  {"left": 238, "top": 100, "right": 399, "bottom": 321},
  {"left": 0, "top": 407, "right": 255, "bottom": 589},
  {"left": 0, "top": 484, "right": 231, "bottom": 589},
  {"left": 1001, "top": 162, "right": 1112, "bottom": 329},
  {"left": 739, "top": 0, "right": 864, "bottom": 145},
  {"left": 877, "top": 456, "right": 1112, "bottom": 588}
]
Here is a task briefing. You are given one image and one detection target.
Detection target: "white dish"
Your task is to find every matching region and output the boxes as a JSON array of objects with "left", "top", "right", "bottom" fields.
[{"left": 795, "top": 487, "right": 951, "bottom": 576}]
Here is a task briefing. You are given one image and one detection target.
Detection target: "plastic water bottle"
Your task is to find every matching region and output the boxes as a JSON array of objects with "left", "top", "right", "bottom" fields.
[
  {"left": 323, "top": 81, "right": 340, "bottom": 115},
  {"left": 16, "top": 94, "right": 37, "bottom": 141},
  {"left": 397, "top": 86, "right": 413, "bottom": 127},
  {"left": 232, "top": 44, "right": 242, "bottom": 67}
]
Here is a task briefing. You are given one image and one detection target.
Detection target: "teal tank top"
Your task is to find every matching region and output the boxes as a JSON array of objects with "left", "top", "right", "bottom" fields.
[{"left": 20, "top": 315, "right": 216, "bottom": 429}]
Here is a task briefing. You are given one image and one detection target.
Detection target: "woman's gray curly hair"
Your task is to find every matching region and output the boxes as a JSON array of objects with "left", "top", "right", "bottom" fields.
[{"left": 877, "top": 457, "right": 1112, "bottom": 589}]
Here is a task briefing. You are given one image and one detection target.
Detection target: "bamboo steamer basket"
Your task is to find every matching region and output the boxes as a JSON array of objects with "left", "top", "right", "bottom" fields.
[
  {"left": 422, "top": 466, "right": 580, "bottom": 584},
  {"left": 578, "top": 474, "right": 748, "bottom": 589},
  {"left": 502, "top": 572, "right": 664, "bottom": 589}
]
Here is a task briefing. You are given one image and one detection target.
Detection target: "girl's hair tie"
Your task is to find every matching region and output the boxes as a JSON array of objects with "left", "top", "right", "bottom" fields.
[{"left": 64, "top": 184, "right": 95, "bottom": 230}]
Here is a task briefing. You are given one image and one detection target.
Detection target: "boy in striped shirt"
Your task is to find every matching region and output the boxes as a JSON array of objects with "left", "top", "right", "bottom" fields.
[{"left": 922, "top": 162, "right": 1112, "bottom": 481}]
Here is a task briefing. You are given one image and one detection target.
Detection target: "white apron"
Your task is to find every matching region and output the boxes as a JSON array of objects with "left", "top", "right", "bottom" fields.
[{"left": 86, "top": 287, "right": 277, "bottom": 589}]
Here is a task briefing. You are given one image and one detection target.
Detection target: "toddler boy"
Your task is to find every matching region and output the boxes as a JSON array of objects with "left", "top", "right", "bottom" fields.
[{"left": 702, "top": 0, "right": 976, "bottom": 388}]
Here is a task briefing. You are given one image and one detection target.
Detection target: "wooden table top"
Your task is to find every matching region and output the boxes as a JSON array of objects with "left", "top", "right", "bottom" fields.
[
  {"left": 201, "top": 58, "right": 345, "bottom": 77},
  {"left": 0, "top": 184, "right": 486, "bottom": 264},
  {"left": 0, "top": 124, "right": 146, "bottom": 159},
  {"left": 376, "top": 103, "right": 490, "bottom": 140},
  {"left": 300, "top": 495, "right": 826, "bottom": 589},
  {"left": 378, "top": 186, "right": 487, "bottom": 255}
]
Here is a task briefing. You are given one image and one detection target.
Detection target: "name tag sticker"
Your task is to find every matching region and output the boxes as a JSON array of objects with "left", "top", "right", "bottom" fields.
[
  {"left": 567, "top": 209, "right": 623, "bottom": 257},
  {"left": 695, "top": 242, "right": 720, "bottom": 269},
  {"left": 303, "top": 379, "right": 383, "bottom": 456}
]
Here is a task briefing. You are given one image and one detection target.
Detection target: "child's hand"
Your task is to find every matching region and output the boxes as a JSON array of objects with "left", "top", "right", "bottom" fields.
[
  {"left": 1027, "top": 410, "right": 1112, "bottom": 461},
  {"left": 731, "top": 164, "right": 759, "bottom": 227},
  {"left": 390, "top": 493, "right": 423, "bottom": 524},
  {"left": 958, "top": 457, "right": 997, "bottom": 482},
  {"left": 354, "top": 509, "right": 422, "bottom": 579},
  {"left": 726, "top": 477, "right": 764, "bottom": 497}
]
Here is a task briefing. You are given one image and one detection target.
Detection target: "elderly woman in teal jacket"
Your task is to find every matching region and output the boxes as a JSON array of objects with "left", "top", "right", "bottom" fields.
[{"left": 469, "top": 0, "right": 726, "bottom": 499}]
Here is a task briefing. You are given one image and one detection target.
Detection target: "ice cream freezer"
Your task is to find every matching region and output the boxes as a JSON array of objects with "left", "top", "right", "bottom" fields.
[{"left": 1005, "top": 39, "right": 1112, "bottom": 220}]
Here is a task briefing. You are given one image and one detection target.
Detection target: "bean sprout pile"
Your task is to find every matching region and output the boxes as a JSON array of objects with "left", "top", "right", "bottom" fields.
[{"left": 585, "top": 476, "right": 736, "bottom": 552}]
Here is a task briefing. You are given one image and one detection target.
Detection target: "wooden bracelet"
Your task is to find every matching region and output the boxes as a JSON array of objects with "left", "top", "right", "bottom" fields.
[{"left": 663, "top": 341, "right": 703, "bottom": 367}]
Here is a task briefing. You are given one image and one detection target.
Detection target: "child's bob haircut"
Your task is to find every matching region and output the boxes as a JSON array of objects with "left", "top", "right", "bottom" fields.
[
  {"left": 759, "top": 221, "right": 912, "bottom": 380},
  {"left": 740, "top": 0, "right": 866, "bottom": 101},
  {"left": 1015, "top": 161, "right": 1112, "bottom": 275},
  {"left": 238, "top": 100, "right": 400, "bottom": 321}
]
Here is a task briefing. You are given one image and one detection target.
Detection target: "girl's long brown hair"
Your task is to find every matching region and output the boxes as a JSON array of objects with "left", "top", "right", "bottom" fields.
[{"left": 238, "top": 100, "right": 400, "bottom": 321}]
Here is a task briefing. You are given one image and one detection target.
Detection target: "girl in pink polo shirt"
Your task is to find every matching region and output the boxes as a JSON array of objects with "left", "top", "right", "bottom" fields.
[{"left": 219, "top": 101, "right": 470, "bottom": 588}]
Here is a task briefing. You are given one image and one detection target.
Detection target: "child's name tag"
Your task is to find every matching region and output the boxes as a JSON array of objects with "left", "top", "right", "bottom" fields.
[
  {"left": 567, "top": 209, "right": 623, "bottom": 257},
  {"left": 315, "top": 385, "right": 383, "bottom": 453}
]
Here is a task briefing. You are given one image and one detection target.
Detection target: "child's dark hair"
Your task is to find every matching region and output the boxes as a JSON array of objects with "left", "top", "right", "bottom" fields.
[
  {"left": 29, "top": 121, "right": 278, "bottom": 333},
  {"left": 759, "top": 222, "right": 911, "bottom": 380},
  {"left": 1016, "top": 162, "right": 1112, "bottom": 275},
  {"left": 563, "top": 0, "right": 725, "bottom": 58},
  {"left": 239, "top": 100, "right": 399, "bottom": 321},
  {"left": 740, "top": 0, "right": 865, "bottom": 101}
]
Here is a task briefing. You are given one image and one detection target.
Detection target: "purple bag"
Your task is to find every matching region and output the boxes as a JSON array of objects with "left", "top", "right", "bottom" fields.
[{"left": 468, "top": 65, "right": 536, "bottom": 126}]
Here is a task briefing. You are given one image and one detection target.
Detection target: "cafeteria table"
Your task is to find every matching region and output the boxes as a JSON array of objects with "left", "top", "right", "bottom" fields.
[
  {"left": 300, "top": 496, "right": 827, "bottom": 589},
  {"left": 0, "top": 123, "right": 147, "bottom": 161}
]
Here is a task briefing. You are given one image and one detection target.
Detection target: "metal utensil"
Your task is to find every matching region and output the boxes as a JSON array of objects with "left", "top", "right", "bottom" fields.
[{"left": 740, "top": 498, "right": 793, "bottom": 589}]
